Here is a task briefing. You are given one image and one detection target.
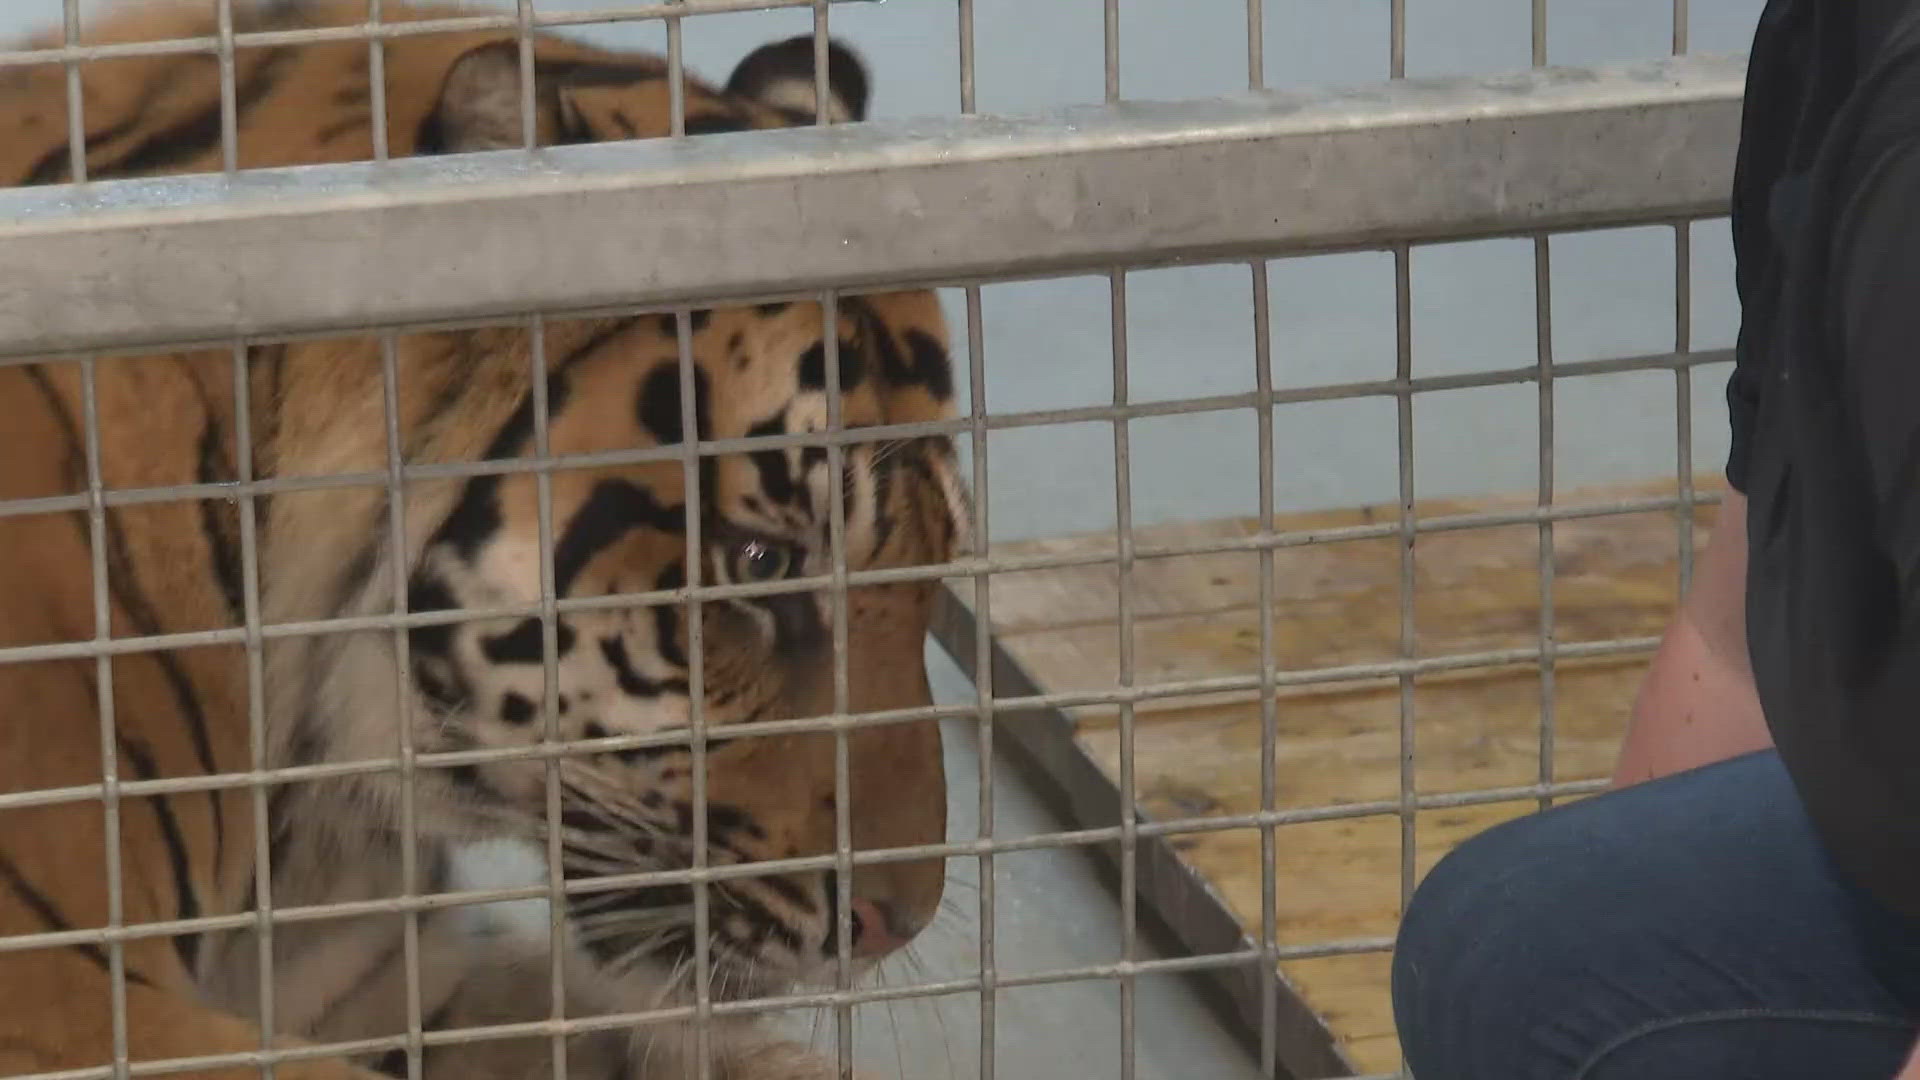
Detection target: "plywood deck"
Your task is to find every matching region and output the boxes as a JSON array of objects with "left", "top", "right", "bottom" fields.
[{"left": 954, "top": 476, "right": 1726, "bottom": 1075}]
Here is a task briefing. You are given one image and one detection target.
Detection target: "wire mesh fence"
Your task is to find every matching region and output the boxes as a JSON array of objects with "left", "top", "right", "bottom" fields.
[{"left": 0, "top": 2, "right": 1753, "bottom": 1079}]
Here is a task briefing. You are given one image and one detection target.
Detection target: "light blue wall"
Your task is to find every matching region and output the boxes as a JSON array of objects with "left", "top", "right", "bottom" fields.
[{"left": 7, "top": 0, "right": 1767, "bottom": 540}]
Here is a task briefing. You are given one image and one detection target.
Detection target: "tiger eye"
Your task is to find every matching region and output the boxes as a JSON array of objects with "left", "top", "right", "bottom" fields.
[{"left": 734, "top": 540, "right": 791, "bottom": 582}]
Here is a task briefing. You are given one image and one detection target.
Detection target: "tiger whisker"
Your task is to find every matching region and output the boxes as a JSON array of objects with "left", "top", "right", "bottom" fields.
[
  {"left": 571, "top": 914, "right": 695, "bottom": 943},
  {"left": 568, "top": 907, "right": 698, "bottom": 933},
  {"left": 554, "top": 791, "right": 666, "bottom": 839},
  {"left": 555, "top": 767, "right": 673, "bottom": 825}
]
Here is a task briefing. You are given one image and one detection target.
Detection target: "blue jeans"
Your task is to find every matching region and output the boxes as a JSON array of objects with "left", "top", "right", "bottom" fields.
[{"left": 1391, "top": 751, "right": 1920, "bottom": 1078}]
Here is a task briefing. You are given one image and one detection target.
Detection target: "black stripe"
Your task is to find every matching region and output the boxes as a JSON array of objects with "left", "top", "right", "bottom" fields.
[
  {"left": 751, "top": 869, "right": 817, "bottom": 915},
  {"left": 425, "top": 317, "right": 638, "bottom": 565},
  {"left": 597, "top": 636, "right": 687, "bottom": 699},
  {"left": 96, "top": 550, "right": 228, "bottom": 857},
  {"left": 20, "top": 364, "right": 84, "bottom": 491},
  {"left": 480, "top": 617, "right": 577, "bottom": 665},
  {"left": 194, "top": 407, "right": 245, "bottom": 626},
  {"left": 248, "top": 343, "right": 288, "bottom": 530},
  {"left": 0, "top": 855, "right": 154, "bottom": 988},
  {"left": 314, "top": 112, "right": 371, "bottom": 146},
  {"left": 95, "top": 50, "right": 293, "bottom": 179},
  {"left": 714, "top": 883, "right": 803, "bottom": 954},
  {"left": 533, "top": 58, "right": 669, "bottom": 88},
  {"left": 413, "top": 336, "right": 489, "bottom": 449},
  {"left": 867, "top": 447, "right": 900, "bottom": 558},
  {"left": 743, "top": 415, "right": 800, "bottom": 507},
  {"left": 900, "top": 329, "right": 957, "bottom": 401},
  {"left": 24, "top": 365, "right": 228, "bottom": 854},
  {"left": 683, "top": 113, "right": 749, "bottom": 136},
  {"left": 550, "top": 480, "right": 684, "bottom": 597},
  {"left": 21, "top": 114, "right": 144, "bottom": 186},
  {"left": 651, "top": 560, "right": 689, "bottom": 669},
  {"left": 115, "top": 736, "right": 204, "bottom": 974},
  {"left": 330, "top": 539, "right": 381, "bottom": 625}
]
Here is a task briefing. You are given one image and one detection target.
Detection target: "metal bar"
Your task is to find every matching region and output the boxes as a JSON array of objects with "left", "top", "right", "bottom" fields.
[
  {"left": 0, "top": 0, "right": 889, "bottom": 70},
  {"left": 1105, "top": 0, "right": 1121, "bottom": 103},
  {"left": 1251, "top": 257, "right": 1281, "bottom": 1078},
  {"left": 674, "top": 303, "right": 713, "bottom": 1080},
  {"left": 966, "top": 280, "right": 998, "bottom": 1080},
  {"left": 0, "top": 345, "right": 1737, "bottom": 498},
  {"left": 1248, "top": 0, "right": 1264, "bottom": 92},
  {"left": 1104, "top": 14, "right": 1136, "bottom": 1079},
  {"left": 1109, "top": 266, "right": 1140, "bottom": 1080},
  {"left": 0, "top": 484, "right": 1723, "bottom": 670},
  {"left": 1392, "top": 231, "right": 1418, "bottom": 957},
  {"left": 232, "top": 338, "right": 279, "bottom": 1078},
  {"left": 1535, "top": 238, "right": 1559, "bottom": 813},
  {"left": 1390, "top": 0, "right": 1406, "bottom": 80},
  {"left": 517, "top": 0, "right": 538, "bottom": 151},
  {"left": 958, "top": 0, "right": 977, "bottom": 114},
  {"left": 216, "top": 0, "right": 239, "bottom": 175},
  {"left": 956, "top": 9, "right": 994, "bottom": 1079},
  {"left": 0, "top": 625, "right": 1668, "bottom": 821},
  {"left": 0, "top": 766, "right": 1614, "bottom": 963},
  {"left": 930, "top": 590, "right": 1358, "bottom": 1080},
  {"left": 667, "top": 0, "right": 687, "bottom": 139},
  {"left": 377, "top": 332, "right": 426, "bottom": 1080},
  {"left": 0, "top": 938, "right": 1402, "bottom": 1080},
  {"left": 825, "top": 287, "right": 860, "bottom": 1079},
  {"left": 81, "top": 353, "right": 133, "bottom": 1080},
  {"left": 1673, "top": 24, "right": 1699, "bottom": 595},
  {"left": 1532, "top": 0, "right": 1559, "bottom": 820},
  {"left": 0, "top": 56, "right": 1747, "bottom": 358},
  {"left": 368, "top": 0, "right": 390, "bottom": 163},
  {"left": 62, "top": 0, "right": 85, "bottom": 184},
  {"left": 813, "top": 21, "right": 851, "bottom": 1071},
  {"left": 62, "top": 27, "right": 110, "bottom": 1080},
  {"left": 528, "top": 313, "right": 570, "bottom": 1080}
]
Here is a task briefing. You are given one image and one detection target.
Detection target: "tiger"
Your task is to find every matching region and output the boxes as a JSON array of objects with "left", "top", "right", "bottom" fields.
[{"left": 0, "top": 3, "right": 968, "bottom": 1080}]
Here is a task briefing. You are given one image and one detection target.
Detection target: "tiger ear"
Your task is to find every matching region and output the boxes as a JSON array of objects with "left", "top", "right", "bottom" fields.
[
  {"left": 725, "top": 34, "right": 870, "bottom": 123},
  {"left": 423, "top": 41, "right": 529, "bottom": 153}
]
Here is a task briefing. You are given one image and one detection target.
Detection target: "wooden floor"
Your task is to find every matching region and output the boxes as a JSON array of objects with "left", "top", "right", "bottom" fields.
[{"left": 954, "top": 476, "right": 1726, "bottom": 1075}]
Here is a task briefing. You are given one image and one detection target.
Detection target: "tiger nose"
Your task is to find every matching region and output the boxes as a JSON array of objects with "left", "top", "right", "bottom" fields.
[{"left": 849, "top": 897, "right": 909, "bottom": 959}]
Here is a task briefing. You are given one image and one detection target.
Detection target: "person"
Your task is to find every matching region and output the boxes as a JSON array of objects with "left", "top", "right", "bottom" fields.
[{"left": 1389, "top": 1, "right": 1920, "bottom": 1076}]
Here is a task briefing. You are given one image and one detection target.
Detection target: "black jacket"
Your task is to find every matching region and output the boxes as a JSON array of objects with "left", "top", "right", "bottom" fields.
[{"left": 1730, "top": 0, "right": 1920, "bottom": 918}]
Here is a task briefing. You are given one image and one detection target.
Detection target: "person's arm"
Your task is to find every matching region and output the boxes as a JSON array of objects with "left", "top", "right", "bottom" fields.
[
  {"left": 1899, "top": 1041, "right": 1920, "bottom": 1080},
  {"left": 1611, "top": 489, "right": 1772, "bottom": 788}
]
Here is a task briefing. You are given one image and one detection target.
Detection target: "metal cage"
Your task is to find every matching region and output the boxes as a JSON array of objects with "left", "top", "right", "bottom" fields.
[{"left": 0, "top": 1, "right": 1750, "bottom": 1078}]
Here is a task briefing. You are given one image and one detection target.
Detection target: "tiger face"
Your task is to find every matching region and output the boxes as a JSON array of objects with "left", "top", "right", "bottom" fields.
[
  {"left": 408, "top": 297, "right": 966, "bottom": 999},
  {"left": 261, "top": 25, "right": 968, "bottom": 1005}
]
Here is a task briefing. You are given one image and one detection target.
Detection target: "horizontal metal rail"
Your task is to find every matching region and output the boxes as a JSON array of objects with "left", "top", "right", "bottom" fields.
[
  {"left": 0, "top": 942, "right": 1379, "bottom": 1080},
  {"left": 0, "top": 778, "right": 1603, "bottom": 955},
  {"left": 0, "top": 53, "right": 1744, "bottom": 358},
  {"left": 0, "top": 485, "right": 1715, "bottom": 667}
]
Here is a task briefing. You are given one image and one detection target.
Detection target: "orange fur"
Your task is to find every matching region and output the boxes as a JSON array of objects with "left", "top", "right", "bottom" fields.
[{"left": 0, "top": 5, "right": 964, "bottom": 1079}]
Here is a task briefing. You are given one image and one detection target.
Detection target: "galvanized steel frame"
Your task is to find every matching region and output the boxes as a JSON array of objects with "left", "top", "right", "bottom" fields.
[
  {"left": 0, "top": 54, "right": 1743, "bottom": 360},
  {"left": 0, "top": 0, "right": 1748, "bottom": 1075}
]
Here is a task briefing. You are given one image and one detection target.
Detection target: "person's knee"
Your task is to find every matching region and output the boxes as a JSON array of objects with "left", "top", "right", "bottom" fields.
[
  {"left": 1579, "top": 1013, "right": 1914, "bottom": 1079},
  {"left": 1391, "top": 808, "right": 1601, "bottom": 1079}
]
